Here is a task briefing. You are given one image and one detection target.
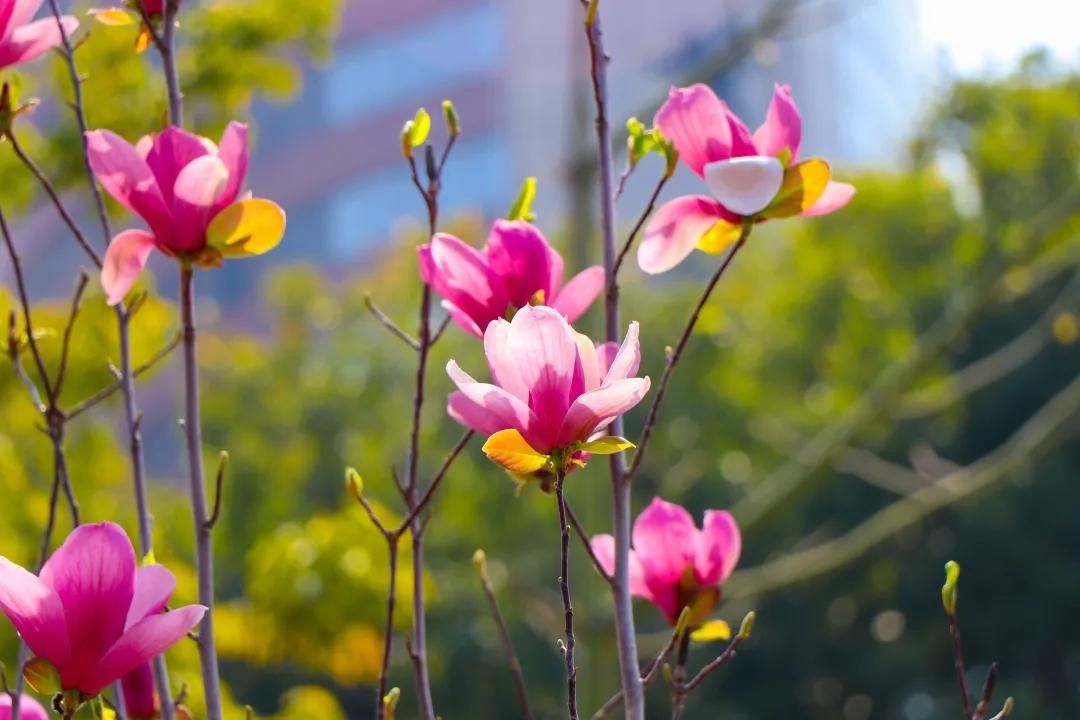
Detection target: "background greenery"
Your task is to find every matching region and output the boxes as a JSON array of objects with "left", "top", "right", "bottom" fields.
[{"left": 0, "top": 3, "right": 1078, "bottom": 718}]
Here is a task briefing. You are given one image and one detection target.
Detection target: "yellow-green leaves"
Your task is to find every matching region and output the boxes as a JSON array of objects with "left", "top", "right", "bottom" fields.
[
  {"left": 578, "top": 436, "right": 635, "bottom": 455},
  {"left": 761, "top": 158, "right": 831, "bottom": 219},
  {"left": 690, "top": 619, "right": 732, "bottom": 643},
  {"left": 626, "top": 118, "right": 678, "bottom": 176},
  {"left": 507, "top": 176, "right": 538, "bottom": 222},
  {"left": 206, "top": 199, "right": 287, "bottom": 258},
  {"left": 23, "top": 657, "right": 61, "bottom": 694},
  {"left": 482, "top": 429, "right": 550, "bottom": 474},
  {"left": 942, "top": 560, "right": 960, "bottom": 615},
  {"left": 401, "top": 108, "right": 431, "bottom": 158},
  {"left": 88, "top": 7, "right": 135, "bottom": 26}
]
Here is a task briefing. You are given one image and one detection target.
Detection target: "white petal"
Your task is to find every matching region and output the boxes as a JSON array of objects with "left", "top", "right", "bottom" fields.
[{"left": 703, "top": 156, "right": 784, "bottom": 216}]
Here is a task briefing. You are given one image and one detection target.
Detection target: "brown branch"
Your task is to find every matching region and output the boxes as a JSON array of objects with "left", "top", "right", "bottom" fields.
[
  {"left": 66, "top": 332, "right": 181, "bottom": 420},
  {"left": 611, "top": 172, "right": 670, "bottom": 284},
  {"left": 564, "top": 500, "right": 612, "bottom": 584},
  {"left": 52, "top": 272, "right": 90, "bottom": 402},
  {"left": 592, "top": 613, "right": 688, "bottom": 719},
  {"left": 398, "top": 430, "right": 473, "bottom": 532},
  {"left": 204, "top": 451, "right": 229, "bottom": 530},
  {"left": 554, "top": 469, "right": 579, "bottom": 719},
  {"left": 0, "top": 204, "right": 54, "bottom": 401},
  {"left": 364, "top": 293, "right": 419, "bottom": 351},
  {"left": 682, "top": 632, "right": 746, "bottom": 694},
  {"left": 474, "top": 550, "right": 534, "bottom": 720}
]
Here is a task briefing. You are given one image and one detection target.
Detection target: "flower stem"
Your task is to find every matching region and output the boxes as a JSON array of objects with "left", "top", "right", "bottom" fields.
[
  {"left": 179, "top": 266, "right": 223, "bottom": 720},
  {"left": 375, "top": 537, "right": 399, "bottom": 720},
  {"left": 554, "top": 470, "right": 579, "bottom": 719}
]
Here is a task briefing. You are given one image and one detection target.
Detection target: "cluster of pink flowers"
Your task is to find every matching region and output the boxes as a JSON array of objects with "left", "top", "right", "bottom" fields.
[{"left": 0, "top": 0, "right": 76, "bottom": 72}]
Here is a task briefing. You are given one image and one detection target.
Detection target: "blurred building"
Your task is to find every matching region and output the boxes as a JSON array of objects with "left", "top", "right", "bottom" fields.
[{"left": 247, "top": 0, "right": 926, "bottom": 266}]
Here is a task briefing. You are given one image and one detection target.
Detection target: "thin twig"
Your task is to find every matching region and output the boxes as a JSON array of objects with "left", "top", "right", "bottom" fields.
[
  {"left": 53, "top": 272, "right": 90, "bottom": 402},
  {"left": 592, "top": 617, "right": 687, "bottom": 718},
  {"left": 628, "top": 223, "right": 752, "bottom": 479},
  {"left": 429, "top": 314, "right": 452, "bottom": 347},
  {"left": 0, "top": 204, "right": 54, "bottom": 400},
  {"left": 365, "top": 294, "right": 419, "bottom": 350},
  {"left": 66, "top": 333, "right": 181, "bottom": 419},
  {"left": 682, "top": 632, "right": 746, "bottom": 694},
  {"left": 398, "top": 430, "right": 473, "bottom": 531},
  {"left": 375, "top": 537, "right": 399, "bottom": 720},
  {"left": 554, "top": 469, "right": 579, "bottom": 719},
  {"left": 611, "top": 173, "right": 669, "bottom": 283},
  {"left": 973, "top": 662, "right": 997, "bottom": 720},
  {"left": 475, "top": 551, "right": 534, "bottom": 720},
  {"left": 564, "top": 500, "right": 612, "bottom": 584},
  {"left": 949, "top": 612, "right": 974, "bottom": 718},
  {"left": 204, "top": 452, "right": 228, "bottom": 530}
]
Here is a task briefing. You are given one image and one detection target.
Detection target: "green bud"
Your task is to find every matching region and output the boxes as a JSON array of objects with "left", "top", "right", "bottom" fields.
[
  {"left": 738, "top": 611, "right": 756, "bottom": 640},
  {"left": 585, "top": 0, "right": 600, "bottom": 27},
  {"left": 942, "top": 560, "right": 960, "bottom": 616},
  {"left": 473, "top": 549, "right": 488, "bottom": 581},
  {"left": 1001, "top": 697, "right": 1014, "bottom": 716},
  {"left": 507, "top": 176, "right": 538, "bottom": 222},
  {"left": 345, "top": 467, "right": 363, "bottom": 501},
  {"left": 662, "top": 663, "right": 674, "bottom": 686},
  {"left": 400, "top": 121, "right": 414, "bottom": 159},
  {"left": 384, "top": 687, "right": 401, "bottom": 720},
  {"left": 409, "top": 108, "right": 431, "bottom": 147},
  {"left": 442, "top": 99, "right": 460, "bottom": 137},
  {"left": 673, "top": 606, "right": 691, "bottom": 638}
]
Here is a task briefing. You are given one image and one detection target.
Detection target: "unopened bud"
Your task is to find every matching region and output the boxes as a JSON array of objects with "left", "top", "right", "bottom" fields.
[
  {"left": 738, "top": 611, "right": 756, "bottom": 640},
  {"left": 473, "top": 549, "right": 488, "bottom": 581},
  {"left": 400, "top": 121, "right": 414, "bottom": 159},
  {"left": 673, "top": 606, "right": 691, "bottom": 638},
  {"left": 662, "top": 662, "right": 674, "bottom": 686},
  {"left": 942, "top": 560, "right": 960, "bottom": 616},
  {"left": 345, "top": 467, "right": 363, "bottom": 501},
  {"left": 442, "top": 99, "right": 460, "bottom": 137},
  {"left": 384, "top": 687, "right": 401, "bottom": 720},
  {"left": 1000, "top": 697, "right": 1014, "bottom": 716}
]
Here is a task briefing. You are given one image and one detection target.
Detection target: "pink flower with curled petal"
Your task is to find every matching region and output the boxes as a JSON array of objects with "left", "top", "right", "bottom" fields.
[
  {"left": 0, "top": 694, "right": 48, "bottom": 720},
  {"left": 446, "top": 305, "right": 649, "bottom": 482},
  {"left": 639, "top": 83, "right": 856, "bottom": 274},
  {"left": 592, "top": 497, "right": 741, "bottom": 625},
  {"left": 0, "top": 0, "right": 78, "bottom": 71},
  {"left": 419, "top": 220, "right": 605, "bottom": 337},
  {"left": 86, "top": 122, "right": 286, "bottom": 305},
  {"left": 0, "top": 523, "right": 205, "bottom": 703}
]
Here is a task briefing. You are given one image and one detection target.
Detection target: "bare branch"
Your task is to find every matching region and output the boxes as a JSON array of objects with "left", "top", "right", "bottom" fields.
[
  {"left": 66, "top": 333, "right": 181, "bottom": 420},
  {"left": 364, "top": 293, "right": 419, "bottom": 351},
  {"left": 474, "top": 550, "right": 534, "bottom": 720},
  {"left": 564, "top": 501, "right": 612, "bottom": 585}
]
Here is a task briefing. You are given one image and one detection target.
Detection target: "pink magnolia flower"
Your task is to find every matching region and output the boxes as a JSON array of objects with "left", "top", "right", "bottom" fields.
[
  {"left": 0, "top": 694, "right": 47, "bottom": 720},
  {"left": 0, "top": 523, "right": 205, "bottom": 701},
  {"left": 639, "top": 83, "right": 856, "bottom": 273},
  {"left": 120, "top": 662, "right": 157, "bottom": 720},
  {"left": 86, "top": 122, "right": 286, "bottom": 305},
  {"left": 0, "top": 0, "right": 78, "bottom": 71},
  {"left": 592, "top": 497, "right": 741, "bottom": 625},
  {"left": 446, "top": 305, "right": 649, "bottom": 475},
  {"left": 419, "top": 220, "right": 605, "bottom": 337}
]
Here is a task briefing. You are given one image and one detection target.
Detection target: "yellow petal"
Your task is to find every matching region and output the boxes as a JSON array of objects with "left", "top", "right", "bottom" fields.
[
  {"left": 690, "top": 619, "right": 732, "bottom": 643},
  {"left": 206, "top": 198, "right": 287, "bottom": 258},
  {"left": 135, "top": 25, "right": 153, "bottom": 54},
  {"left": 482, "top": 429, "right": 549, "bottom": 474},
  {"left": 761, "top": 158, "right": 831, "bottom": 219},
  {"left": 89, "top": 7, "right": 134, "bottom": 26},
  {"left": 696, "top": 220, "right": 743, "bottom": 254}
]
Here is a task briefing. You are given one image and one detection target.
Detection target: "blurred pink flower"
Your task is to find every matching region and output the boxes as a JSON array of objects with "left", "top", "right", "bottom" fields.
[
  {"left": 86, "top": 122, "right": 286, "bottom": 305},
  {"left": 419, "top": 220, "right": 605, "bottom": 337},
  {"left": 446, "top": 305, "right": 649, "bottom": 473},
  {"left": 120, "top": 661, "right": 157, "bottom": 720},
  {"left": 0, "top": 522, "right": 205, "bottom": 699},
  {"left": 592, "top": 497, "right": 741, "bottom": 625},
  {"left": 0, "top": 0, "right": 77, "bottom": 70},
  {"left": 0, "top": 694, "right": 47, "bottom": 720},
  {"left": 639, "top": 83, "right": 855, "bottom": 273}
]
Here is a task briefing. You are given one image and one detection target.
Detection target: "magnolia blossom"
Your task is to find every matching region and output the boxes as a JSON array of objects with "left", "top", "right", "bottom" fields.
[
  {"left": 419, "top": 220, "right": 604, "bottom": 337},
  {"left": 86, "top": 122, "right": 286, "bottom": 305},
  {"left": 0, "top": 694, "right": 47, "bottom": 720},
  {"left": 639, "top": 83, "right": 855, "bottom": 273},
  {"left": 120, "top": 662, "right": 157, "bottom": 720},
  {"left": 592, "top": 497, "right": 741, "bottom": 625},
  {"left": 0, "top": 0, "right": 77, "bottom": 70},
  {"left": 446, "top": 305, "right": 649, "bottom": 474},
  {"left": 0, "top": 523, "right": 205, "bottom": 699}
]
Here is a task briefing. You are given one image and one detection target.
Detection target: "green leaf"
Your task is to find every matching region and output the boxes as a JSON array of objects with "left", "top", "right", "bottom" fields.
[
  {"left": 507, "top": 176, "right": 538, "bottom": 222},
  {"left": 23, "top": 657, "right": 61, "bottom": 694},
  {"left": 579, "top": 436, "right": 636, "bottom": 455}
]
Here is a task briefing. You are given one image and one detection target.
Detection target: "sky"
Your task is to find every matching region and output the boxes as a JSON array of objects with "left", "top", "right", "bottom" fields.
[{"left": 918, "top": 0, "right": 1079, "bottom": 73}]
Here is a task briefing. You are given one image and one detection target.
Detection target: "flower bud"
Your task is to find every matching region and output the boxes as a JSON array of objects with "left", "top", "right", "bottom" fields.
[
  {"left": 738, "top": 611, "right": 756, "bottom": 640},
  {"left": 442, "top": 99, "right": 460, "bottom": 137},
  {"left": 941, "top": 560, "right": 960, "bottom": 616},
  {"left": 345, "top": 467, "right": 363, "bottom": 501}
]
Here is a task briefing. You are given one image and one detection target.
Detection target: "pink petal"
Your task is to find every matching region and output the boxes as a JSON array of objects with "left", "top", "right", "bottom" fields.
[
  {"left": 570, "top": 331, "right": 601, "bottom": 397},
  {"left": 446, "top": 360, "right": 542, "bottom": 448},
  {"left": 125, "top": 565, "right": 175, "bottom": 629},
  {"left": 484, "top": 318, "right": 530, "bottom": 402},
  {"left": 703, "top": 156, "right": 785, "bottom": 216},
  {"left": 0, "top": 694, "right": 49, "bottom": 720},
  {"left": 551, "top": 266, "right": 604, "bottom": 323},
  {"left": 39, "top": 523, "right": 136, "bottom": 689},
  {"left": 632, "top": 498, "right": 697, "bottom": 585},
  {"left": 590, "top": 535, "right": 649, "bottom": 598},
  {"left": 0, "top": 556, "right": 71, "bottom": 674},
  {"left": 169, "top": 155, "right": 229, "bottom": 251},
  {"left": 86, "top": 605, "right": 205, "bottom": 696},
  {"left": 601, "top": 321, "right": 641, "bottom": 386},
  {"left": 440, "top": 299, "right": 484, "bottom": 338},
  {"left": 555, "top": 377, "right": 650, "bottom": 447},
  {"left": 753, "top": 83, "right": 802, "bottom": 161},
  {"left": 101, "top": 229, "right": 156, "bottom": 307},
  {"left": 546, "top": 244, "right": 566, "bottom": 300},
  {"left": 595, "top": 342, "right": 619, "bottom": 379},
  {"left": 638, "top": 195, "right": 729, "bottom": 274},
  {"left": 801, "top": 180, "right": 856, "bottom": 217},
  {"left": 8, "top": 0, "right": 44, "bottom": 28},
  {"left": 143, "top": 127, "right": 213, "bottom": 206},
  {"left": 0, "top": 16, "right": 76, "bottom": 69},
  {"left": 726, "top": 109, "right": 758, "bottom": 158},
  {"left": 120, "top": 662, "right": 157, "bottom": 720},
  {"left": 418, "top": 234, "right": 507, "bottom": 334},
  {"left": 654, "top": 84, "right": 734, "bottom": 177},
  {"left": 85, "top": 130, "right": 171, "bottom": 239},
  {"left": 506, "top": 306, "right": 578, "bottom": 440},
  {"left": 214, "top": 121, "right": 248, "bottom": 211},
  {"left": 695, "top": 510, "right": 742, "bottom": 586},
  {"left": 485, "top": 220, "right": 554, "bottom": 309}
]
